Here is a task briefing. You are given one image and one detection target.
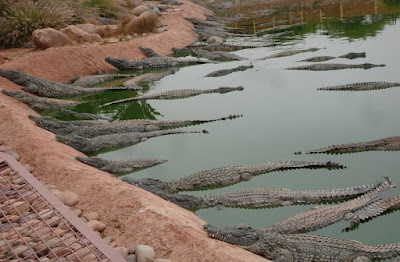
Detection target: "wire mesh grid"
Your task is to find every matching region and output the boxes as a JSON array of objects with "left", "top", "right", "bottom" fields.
[{"left": 0, "top": 153, "right": 126, "bottom": 262}]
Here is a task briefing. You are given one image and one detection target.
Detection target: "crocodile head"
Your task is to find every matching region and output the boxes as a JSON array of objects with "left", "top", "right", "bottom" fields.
[
  {"left": 217, "top": 86, "right": 244, "bottom": 94},
  {"left": 204, "top": 224, "right": 260, "bottom": 247},
  {"left": 0, "top": 69, "right": 26, "bottom": 84},
  {"left": 122, "top": 178, "right": 172, "bottom": 194},
  {"left": 363, "top": 63, "right": 385, "bottom": 69},
  {"left": 30, "top": 116, "right": 77, "bottom": 136},
  {"left": 55, "top": 134, "right": 88, "bottom": 152}
]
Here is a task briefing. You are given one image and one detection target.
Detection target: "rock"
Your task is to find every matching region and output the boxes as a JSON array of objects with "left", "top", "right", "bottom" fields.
[
  {"left": 130, "top": 0, "right": 144, "bottom": 7},
  {"left": 57, "top": 191, "right": 79, "bottom": 206},
  {"left": 128, "top": 245, "right": 136, "bottom": 254},
  {"left": 154, "top": 260, "right": 171, "bottom": 262},
  {"left": 83, "top": 211, "right": 99, "bottom": 221},
  {"left": 139, "top": 11, "right": 153, "bottom": 20},
  {"left": 103, "top": 236, "right": 113, "bottom": 245},
  {"left": 9, "top": 201, "right": 30, "bottom": 215},
  {"left": 142, "top": 33, "right": 147, "bottom": 37},
  {"left": 4, "top": 150, "right": 19, "bottom": 160},
  {"left": 32, "top": 28, "right": 72, "bottom": 49},
  {"left": 50, "top": 189, "right": 62, "bottom": 197},
  {"left": 22, "top": 163, "right": 33, "bottom": 172},
  {"left": 80, "top": 217, "right": 88, "bottom": 223},
  {"left": 87, "top": 220, "right": 106, "bottom": 232},
  {"left": 45, "top": 184, "right": 57, "bottom": 190},
  {"left": 110, "top": 241, "right": 117, "bottom": 248},
  {"left": 132, "top": 5, "right": 150, "bottom": 16},
  {"left": 74, "top": 23, "right": 98, "bottom": 34},
  {"left": 135, "top": 245, "right": 155, "bottom": 262},
  {"left": 126, "top": 254, "right": 136, "bottom": 262},
  {"left": 40, "top": 258, "right": 51, "bottom": 262},
  {"left": 206, "top": 36, "right": 223, "bottom": 45},
  {"left": 114, "top": 247, "right": 129, "bottom": 258},
  {"left": 157, "top": 26, "right": 168, "bottom": 33},
  {"left": 95, "top": 25, "right": 119, "bottom": 38},
  {"left": 60, "top": 25, "right": 102, "bottom": 44},
  {"left": 0, "top": 53, "right": 8, "bottom": 64},
  {"left": 72, "top": 209, "right": 82, "bottom": 216},
  {"left": 0, "top": 145, "right": 12, "bottom": 152},
  {"left": 12, "top": 245, "right": 29, "bottom": 256}
]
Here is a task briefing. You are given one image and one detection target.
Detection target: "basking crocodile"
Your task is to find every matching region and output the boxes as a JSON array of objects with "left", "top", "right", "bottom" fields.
[
  {"left": 263, "top": 177, "right": 394, "bottom": 234},
  {"left": 204, "top": 223, "right": 400, "bottom": 261},
  {"left": 76, "top": 156, "right": 167, "bottom": 174},
  {"left": 318, "top": 82, "right": 400, "bottom": 91},
  {"left": 123, "top": 69, "right": 178, "bottom": 87},
  {"left": 346, "top": 195, "right": 400, "bottom": 230},
  {"left": 31, "top": 115, "right": 242, "bottom": 137},
  {"left": 72, "top": 73, "right": 136, "bottom": 87},
  {"left": 286, "top": 63, "right": 385, "bottom": 71},
  {"left": 103, "top": 86, "right": 244, "bottom": 106},
  {"left": 139, "top": 46, "right": 160, "bottom": 57},
  {"left": 300, "top": 52, "right": 366, "bottom": 63},
  {"left": 191, "top": 49, "right": 247, "bottom": 62},
  {"left": 56, "top": 129, "right": 208, "bottom": 154},
  {"left": 105, "top": 56, "right": 213, "bottom": 70},
  {"left": 0, "top": 69, "right": 139, "bottom": 98},
  {"left": 296, "top": 136, "right": 400, "bottom": 154},
  {"left": 205, "top": 65, "right": 253, "bottom": 77},
  {"left": 56, "top": 108, "right": 111, "bottom": 121},
  {"left": 257, "top": 48, "right": 320, "bottom": 60},
  {"left": 143, "top": 182, "right": 378, "bottom": 210},
  {"left": 2, "top": 90, "right": 79, "bottom": 111},
  {"left": 255, "top": 23, "right": 307, "bottom": 35},
  {"left": 125, "top": 160, "right": 345, "bottom": 193},
  {"left": 339, "top": 52, "right": 366, "bottom": 59}
]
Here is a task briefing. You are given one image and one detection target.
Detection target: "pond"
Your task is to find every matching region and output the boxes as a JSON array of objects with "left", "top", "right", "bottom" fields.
[{"left": 56, "top": 0, "right": 400, "bottom": 247}]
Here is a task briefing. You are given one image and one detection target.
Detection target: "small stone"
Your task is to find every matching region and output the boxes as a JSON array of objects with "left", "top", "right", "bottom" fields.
[
  {"left": 142, "top": 33, "right": 147, "bottom": 37},
  {"left": 154, "top": 260, "right": 171, "bottom": 262},
  {"left": 83, "top": 212, "right": 99, "bottom": 221},
  {"left": 113, "top": 247, "right": 129, "bottom": 258},
  {"left": 80, "top": 217, "right": 88, "bottom": 223},
  {"left": 5, "top": 150, "right": 20, "bottom": 160},
  {"left": 128, "top": 245, "right": 136, "bottom": 254},
  {"left": 32, "top": 28, "right": 72, "bottom": 49},
  {"left": 0, "top": 145, "right": 12, "bottom": 152},
  {"left": 206, "top": 36, "right": 223, "bottom": 45},
  {"left": 12, "top": 245, "right": 29, "bottom": 256},
  {"left": 132, "top": 5, "right": 150, "bottom": 16},
  {"left": 40, "top": 258, "right": 51, "bottom": 262},
  {"left": 45, "top": 185, "right": 57, "bottom": 190},
  {"left": 50, "top": 189, "right": 62, "bottom": 197},
  {"left": 22, "top": 163, "right": 33, "bottom": 172},
  {"left": 103, "top": 236, "right": 113, "bottom": 245},
  {"left": 126, "top": 254, "right": 136, "bottom": 262},
  {"left": 72, "top": 209, "right": 82, "bottom": 216},
  {"left": 135, "top": 245, "right": 155, "bottom": 262},
  {"left": 110, "top": 241, "right": 117, "bottom": 248},
  {"left": 87, "top": 220, "right": 106, "bottom": 232},
  {"left": 57, "top": 191, "right": 79, "bottom": 206}
]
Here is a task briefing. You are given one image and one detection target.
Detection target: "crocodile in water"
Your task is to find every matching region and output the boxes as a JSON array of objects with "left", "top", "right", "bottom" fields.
[
  {"left": 296, "top": 136, "right": 400, "bottom": 154},
  {"left": 105, "top": 56, "right": 213, "bottom": 70},
  {"left": 76, "top": 156, "right": 167, "bottom": 174},
  {"left": 318, "top": 82, "right": 400, "bottom": 91},
  {"left": 72, "top": 73, "right": 136, "bottom": 87},
  {"left": 263, "top": 177, "right": 394, "bottom": 234},
  {"left": 205, "top": 65, "right": 253, "bottom": 77},
  {"left": 286, "top": 63, "right": 385, "bottom": 71},
  {"left": 300, "top": 52, "right": 366, "bottom": 63},
  {"left": 257, "top": 48, "right": 320, "bottom": 60},
  {"left": 0, "top": 69, "right": 139, "bottom": 98},
  {"left": 123, "top": 69, "right": 178, "bottom": 87},
  {"left": 204, "top": 223, "right": 400, "bottom": 261},
  {"left": 56, "top": 129, "right": 208, "bottom": 154},
  {"left": 103, "top": 86, "right": 244, "bottom": 106}
]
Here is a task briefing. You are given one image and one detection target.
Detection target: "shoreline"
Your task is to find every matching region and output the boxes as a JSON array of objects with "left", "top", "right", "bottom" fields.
[{"left": 0, "top": 0, "right": 269, "bottom": 261}]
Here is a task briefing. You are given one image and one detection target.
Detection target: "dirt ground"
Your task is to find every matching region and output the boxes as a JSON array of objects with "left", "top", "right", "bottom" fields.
[{"left": 0, "top": 1, "right": 269, "bottom": 261}]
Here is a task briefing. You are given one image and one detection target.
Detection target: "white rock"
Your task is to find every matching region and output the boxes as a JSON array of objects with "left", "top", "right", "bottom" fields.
[
  {"left": 87, "top": 220, "right": 106, "bottom": 232},
  {"left": 135, "top": 245, "right": 155, "bottom": 262},
  {"left": 57, "top": 191, "right": 79, "bottom": 206}
]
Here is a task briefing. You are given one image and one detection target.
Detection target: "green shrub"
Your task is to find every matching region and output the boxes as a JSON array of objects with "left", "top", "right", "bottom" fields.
[
  {"left": 83, "top": 0, "right": 121, "bottom": 18},
  {"left": 0, "top": 0, "right": 75, "bottom": 47}
]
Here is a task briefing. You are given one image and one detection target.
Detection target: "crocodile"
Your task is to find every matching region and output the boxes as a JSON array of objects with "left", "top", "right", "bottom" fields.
[
  {"left": 318, "top": 82, "right": 400, "bottom": 91},
  {"left": 145, "top": 182, "right": 378, "bottom": 210},
  {"left": 139, "top": 46, "right": 160, "bottom": 57},
  {"left": 257, "top": 48, "right": 320, "bottom": 60},
  {"left": 72, "top": 73, "right": 136, "bottom": 87},
  {"left": 56, "top": 108, "right": 111, "bottom": 121},
  {"left": 339, "top": 52, "right": 366, "bottom": 59},
  {"left": 299, "top": 56, "right": 335, "bottom": 62},
  {"left": 103, "top": 86, "right": 244, "bottom": 106},
  {"left": 123, "top": 69, "right": 178, "bottom": 87},
  {"left": 255, "top": 22, "right": 308, "bottom": 35},
  {"left": 76, "top": 156, "right": 167, "bottom": 174},
  {"left": 205, "top": 65, "right": 253, "bottom": 77},
  {"left": 204, "top": 223, "right": 400, "bottom": 261},
  {"left": 31, "top": 115, "right": 242, "bottom": 137},
  {"left": 191, "top": 49, "right": 247, "bottom": 62},
  {"left": 0, "top": 69, "right": 139, "bottom": 98},
  {"left": 105, "top": 56, "right": 213, "bottom": 70},
  {"left": 346, "top": 195, "right": 400, "bottom": 230},
  {"left": 2, "top": 90, "right": 80, "bottom": 111},
  {"left": 286, "top": 63, "right": 385, "bottom": 71},
  {"left": 125, "top": 160, "right": 345, "bottom": 193},
  {"left": 263, "top": 177, "right": 394, "bottom": 234},
  {"left": 296, "top": 136, "right": 400, "bottom": 154},
  {"left": 56, "top": 129, "right": 208, "bottom": 154}
]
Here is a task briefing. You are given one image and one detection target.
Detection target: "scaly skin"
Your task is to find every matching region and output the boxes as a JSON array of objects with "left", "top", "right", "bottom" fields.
[
  {"left": 346, "top": 195, "right": 400, "bottom": 230},
  {"left": 139, "top": 46, "right": 160, "bottom": 57},
  {"left": 123, "top": 69, "right": 178, "bottom": 87},
  {"left": 75, "top": 156, "right": 167, "bottom": 174},
  {"left": 191, "top": 49, "right": 247, "bottom": 62},
  {"left": 296, "top": 136, "right": 400, "bottom": 154},
  {"left": 258, "top": 48, "right": 320, "bottom": 60},
  {"left": 72, "top": 73, "right": 136, "bottom": 87},
  {"left": 0, "top": 69, "right": 139, "bottom": 98},
  {"left": 56, "top": 129, "right": 208, "bottom": 154},
  {"left": 299, "top": 56, "right": 335, "bottom": 62},
  {"left": 31, "top": 115, "right": 242, "bottom": 137},
  {"left": 263, "top": 177, "right": 394, "bottom": 234},
  {"left": 205, "top": 65, "right": 253, "bottom": 77},
  {"left": 339, "top": 52, "right": 366, "bottom": 59},
  {"left": 318, "top": 82, "right": 400, "bottom": 91},
  {"left": 204, "top": 224, "right": 400, "bottom": 261},
  {"left": 256, "top": 22, "right": 308, "bottom": 35},
  {"left": 2, "top": 90, "right": 79, "bottom": 111},
  {"left": 286, "top": 63, "right": 385, "bottom": 71},
  {"left": 103, "top": 86, "right": 244, "bottom": 106},
  {"left": 105, "top": 56, "right": 213, "bottom": 70}
]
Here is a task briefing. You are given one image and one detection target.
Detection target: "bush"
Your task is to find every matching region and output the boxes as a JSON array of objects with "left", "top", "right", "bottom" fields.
[
  {"left": 135, "top": 14, "right": 159, "bottom": 34},
  {"left": 83, "top": 0, "right": 122, "bottom": 18},
  {"left": 0, "top": 0, "right": 75, "bottom": 47}
]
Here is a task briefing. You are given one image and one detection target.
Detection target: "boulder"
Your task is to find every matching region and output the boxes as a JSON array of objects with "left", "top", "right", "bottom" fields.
[
  {"left": 32, "top": 28, "right": 72, "bottom": 49},
  {"left": 95, "top": 25, "right": 120, "bottom": 38},
  {"left": 135, "top": 245, "right": 155, "bottom": 262},
  {"left": 130, "top": 0, "right": 144, "bottom": 7},
  {"left": 83, "top": 211, "right": 99, "bottom": 221},
  {"left": 139, "top": 11, "right": 153, "bottom": 20},
  {"left": 74, "top": 23, "right": 99, "bottom": 34},
  {"left": 60, "top": 25, "right": 102, "bottom": 44},
  {"left": 57, "top": 191, "right": 79, "bottom": 206},
  {"left": 206, "top": 36, "right": 223, "bottom": 44},
  {"left": 132, "top": 5, "right": 150, "bottom": 16}
]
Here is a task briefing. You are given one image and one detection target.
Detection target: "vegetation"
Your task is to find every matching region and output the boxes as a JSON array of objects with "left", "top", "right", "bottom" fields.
[
  {"left": 132, "top": 14, "right": 159, "bottom": 34},
  {"left": 83, "top": 0, "right": 122, "bottom": 18}
]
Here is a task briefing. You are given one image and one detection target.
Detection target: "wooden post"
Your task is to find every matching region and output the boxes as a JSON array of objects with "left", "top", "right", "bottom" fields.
[
  {"left": 289, "top": 11, "right": 292, "bottom": 25},
  {"left": 374, "top": 0, "right": 378, "bottom": 14},
  {"left": 273, "top": 17, "right": 275, "bottom": 27},
  {"left": 301, "top": 9, "right": 304, "bottom": 23},
  {"left": 253, "top": 20, "right": 256, "bottom": 35},
  {"left": 320, "top": 9, "right": 323, "bottom": 23},
  {"left": 340, "top": 2, "right": 343, "bottom": 18}
]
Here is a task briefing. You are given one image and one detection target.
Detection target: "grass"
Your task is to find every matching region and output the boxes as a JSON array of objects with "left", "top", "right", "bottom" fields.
[
  {"left": 120, "top": 14, "right": 160, "bottom": 35},
  {"left": 83, "top": 0, "right": 122, "bottom": 18}
]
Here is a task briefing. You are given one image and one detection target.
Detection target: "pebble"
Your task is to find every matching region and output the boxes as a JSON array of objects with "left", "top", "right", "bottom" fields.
[
  {"left": 0, "top": 145, "right": 12, "bottom": 152},
  {"left": 12, "top": 245, "right": 29, "bottom": 256},
  {"left": 72, "top": 209, "right": 82, "bottom": 216},
  {"left": 114, "top": 247, "right": 129, "bottom": 258},
  {"left": 57, "top": 191, "right": 79, "bottom": 206},
  {"left": 154, "top": 260, "right": 171, "bottom": 262},
  {"left": 22, "top": 163, "right": 33, "bottom": 172},
  {"left": 135, "top": 245, "right": 155, "bottom": 262},
  {"left": 5, "top": 150, "right": 20, "bottom": 160},
  {"left": 103, "top": 236, "right": 113, "bottom": 245},
  {"left": 126, "top": 254, "right": 137, "bottom": 262},
  {"left": 83, "top": 211, "right": 99, "bottom": 221},
  {"left": 128, "top": 244, "right": 136, "bottom": 254},
  {"left": 87, "top": 220, "right": 106, "bottom": 232}
]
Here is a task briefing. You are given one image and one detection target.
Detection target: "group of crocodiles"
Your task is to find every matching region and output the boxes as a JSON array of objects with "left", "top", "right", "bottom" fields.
[{"left": 1, "top": 16, "right": 400, "bottom": 262}]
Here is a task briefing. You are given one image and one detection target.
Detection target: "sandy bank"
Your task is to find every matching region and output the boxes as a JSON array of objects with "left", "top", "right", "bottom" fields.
[{"left": 0, "top": 0, "right": 268, "bottom": 261}]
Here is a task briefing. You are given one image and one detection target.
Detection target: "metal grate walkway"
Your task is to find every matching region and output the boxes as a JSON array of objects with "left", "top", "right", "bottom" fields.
[{"left": 0, "top": 153, "right": 126, "bottom": 261}]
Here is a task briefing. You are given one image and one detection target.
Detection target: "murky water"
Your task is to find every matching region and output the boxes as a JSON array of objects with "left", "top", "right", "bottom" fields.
[{"left": 56, "top": 0, "right": 400, "bottom": 246}]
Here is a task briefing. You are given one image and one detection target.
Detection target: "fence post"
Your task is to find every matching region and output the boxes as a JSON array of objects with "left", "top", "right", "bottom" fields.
[
  {"left": 340, "top": 2, "right": 343, "bottom": 18},
  {"left": 253, "top": 20, "right": 256, "bottom": 34},
  {"left": 289, "top": 11, "right": 292, "bottom": 24},
  {"left": 320, "top": 9, "right": 323, "bottom": 23}
]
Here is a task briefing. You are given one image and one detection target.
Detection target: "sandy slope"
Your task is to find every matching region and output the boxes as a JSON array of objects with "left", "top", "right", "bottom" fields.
[{"left": 0, "top": 1, "right": 269, "bottom": 261}]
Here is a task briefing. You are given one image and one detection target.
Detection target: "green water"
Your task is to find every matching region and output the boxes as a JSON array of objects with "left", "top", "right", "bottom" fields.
[{"left": 57, "top": 6, "right": 400, "bottom": 246}]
